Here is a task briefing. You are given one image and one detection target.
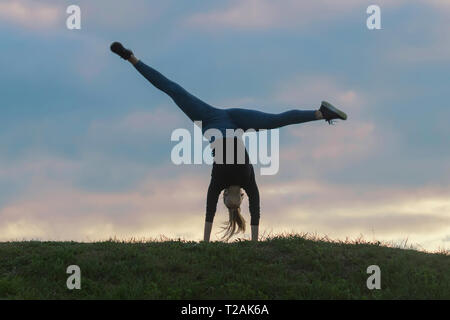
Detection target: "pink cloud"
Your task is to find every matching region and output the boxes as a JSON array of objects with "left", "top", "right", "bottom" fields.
[
  {"left": 1, "top": 154, "right": 449, "bottom": 251},
  {"left": 89, "top": 106, "right": 184, "bottom": 133},
  {"left": 283, "top": 121, "right": 378, "bottom": 163},
  {"left": 0, "top": 172, "right": 211, "bottom": 241},
  {"left": 81, "top": 1, "right": 168, "bottom": 30},
  {"left": 274, "top": 75, "right": 362, "bottom": 111},
  {"left": 0, "top": 0, "right": 61, "bottom": 29},
  {"left": 271, "top": 74, "right": 378, "bottom": 169},
  {"left": 185, "top": 0, "right": 411, "bottom": 31},
  {"left": 0, "top": 1, "right": 169, "bottom": 31},
  {"left": 120, "top": 108, "right": 185, "bottom": 133},
  {"left": 187, "top": 0, "right": 276, "bottom": 30},
  {"left": 254, "top": 178, "right": 450, "bottom": 251}
]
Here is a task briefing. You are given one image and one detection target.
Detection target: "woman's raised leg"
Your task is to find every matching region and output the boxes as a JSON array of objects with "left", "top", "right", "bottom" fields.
[
  {"left": 133, "top": 59, "right": 219, "bottom": 123},
  {"left": 111, "top": 42, "right": 218, "bottom": 124},
  {"left": 226, "top": 108, "right": 320, "bottom": 131},
  {"left": 226, "top": 101, "right": 347, "bottom": 131}
]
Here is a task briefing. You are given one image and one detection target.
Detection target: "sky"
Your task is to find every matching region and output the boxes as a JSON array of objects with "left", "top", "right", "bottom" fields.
[{"left": 0, "top": 0, "right": 449, "bottom": 251}]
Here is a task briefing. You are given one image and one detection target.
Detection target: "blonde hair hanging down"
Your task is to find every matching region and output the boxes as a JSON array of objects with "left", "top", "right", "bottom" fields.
[{"left": 220, "top": 206, "right": 246, "bottom": 241}]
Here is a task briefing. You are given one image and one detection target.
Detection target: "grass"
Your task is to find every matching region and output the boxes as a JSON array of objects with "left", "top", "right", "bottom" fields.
[{"left": 0, "top": 233, "right": 448, "bottom": 299}]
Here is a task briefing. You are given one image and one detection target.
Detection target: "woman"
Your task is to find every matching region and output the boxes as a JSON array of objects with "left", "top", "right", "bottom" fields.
[{"left": 110, "top": 42, "right": 347, "bottom": 242}]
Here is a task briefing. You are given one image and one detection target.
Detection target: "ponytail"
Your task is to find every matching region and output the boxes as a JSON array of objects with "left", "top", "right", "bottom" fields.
[{"left": 220, "top": 206, "right": 246, "bottom": 241}]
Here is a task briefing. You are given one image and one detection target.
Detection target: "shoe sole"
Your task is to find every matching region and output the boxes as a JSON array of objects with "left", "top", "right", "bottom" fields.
[{"left": 321, "top": 101, "right": 347, "bottom": 120}]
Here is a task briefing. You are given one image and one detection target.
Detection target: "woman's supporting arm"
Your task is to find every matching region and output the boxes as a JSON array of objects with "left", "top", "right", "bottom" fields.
[
  {"left": 203, "top": 221, "right": 213, "bottom": 242},
  {"left": 251, "top": 225, "right": 259, "bottom": 242},
  {"left": 243, "top": 169, "right": 260, "bottom": 241},
  {"left": 204, "top": 176, "right": 222, "bottom": 242}
]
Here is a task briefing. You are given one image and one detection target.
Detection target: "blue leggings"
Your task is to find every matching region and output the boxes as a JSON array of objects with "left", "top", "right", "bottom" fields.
[{"left": 134, "top": 60, "right": 317, "bottom": 135}]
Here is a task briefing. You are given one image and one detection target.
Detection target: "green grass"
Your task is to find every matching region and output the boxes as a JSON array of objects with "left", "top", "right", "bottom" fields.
[{"left": 0, "top": 234, "right": 448, "bottom": 299}]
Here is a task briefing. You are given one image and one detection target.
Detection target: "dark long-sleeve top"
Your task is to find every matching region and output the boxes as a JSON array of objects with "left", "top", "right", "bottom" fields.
[{"left": 205, "top": 137, "right": 260, "bottom": 226}]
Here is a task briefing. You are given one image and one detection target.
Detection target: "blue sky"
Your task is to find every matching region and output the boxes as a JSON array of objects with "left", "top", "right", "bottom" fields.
[{"left": 0, "top": 0, "right": 449, "bottom": 250}]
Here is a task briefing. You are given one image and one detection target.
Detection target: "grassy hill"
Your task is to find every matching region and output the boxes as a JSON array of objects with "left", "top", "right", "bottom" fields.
[{"left": 0, "top": 234, "right": 448, "bottom": 299}]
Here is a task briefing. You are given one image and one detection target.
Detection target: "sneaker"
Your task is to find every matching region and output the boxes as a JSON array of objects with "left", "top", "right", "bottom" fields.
[
  {"left": 110, "top": 42, "right": 133, "bottom": 60},
  {"left": 319, "top": 101, "right": 347, "bottom": 124}
]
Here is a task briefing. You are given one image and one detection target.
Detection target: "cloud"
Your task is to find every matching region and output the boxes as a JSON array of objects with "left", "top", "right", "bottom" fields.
[
  {"left": 255, "top": 178, "right": 450, "bottom": 250},
  {"left": 84, "top": 106, "right": 189, "bottom": 168},
  {"left": 88, "top": 106, "right": 185, "bottom": 136},
  {"left": 0, "top": 0, "right": 170, "bottom": 31},
  {"left": 259, "top": 178, "right": 450, "bottom": 210},
  {"left": 281, "top": 121, "right": 378, "bottom": 171},
  {"left": 185, "top": 0, "right": 409, "bottom": 31},
  {"left": 0, "top": 170, "right": 209, "bottom": 240},
  {"left": 0, "top": 0, "right": 61, "bottom": 29},
  {"left": 80, "top": 0, "right": 168, "bottom": 30},
  {"left": 269, "top": 74, "right": 378, "bottom": 172},
  {"left": 388, "top": 24, "right": 450, "bottom": 63},
  {"left": 186, "top": 0, "right": 367, "bottom": 30},
  {"left": 0, "top": 107, "right": 189, "bottom": 196},
  {"left": 380, "top": 0, "right": 450, "bottom": 63},
  {"left": 427, "top": 0, "right": 450, "bottom": 11},
  {"left": 187, "top": 0, "right": 277, "bottom": 30},
  {"left": 274, "top": 75, "right": 362, "bottom": 110},
  {"left": 1, "top": 152, "right": 449, "bottom": 251}
]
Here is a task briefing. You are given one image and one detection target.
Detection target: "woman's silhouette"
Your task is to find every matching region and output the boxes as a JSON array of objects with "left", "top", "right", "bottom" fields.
[{"left": 110, "top": 42, "right": 347, "bottom": 242}]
